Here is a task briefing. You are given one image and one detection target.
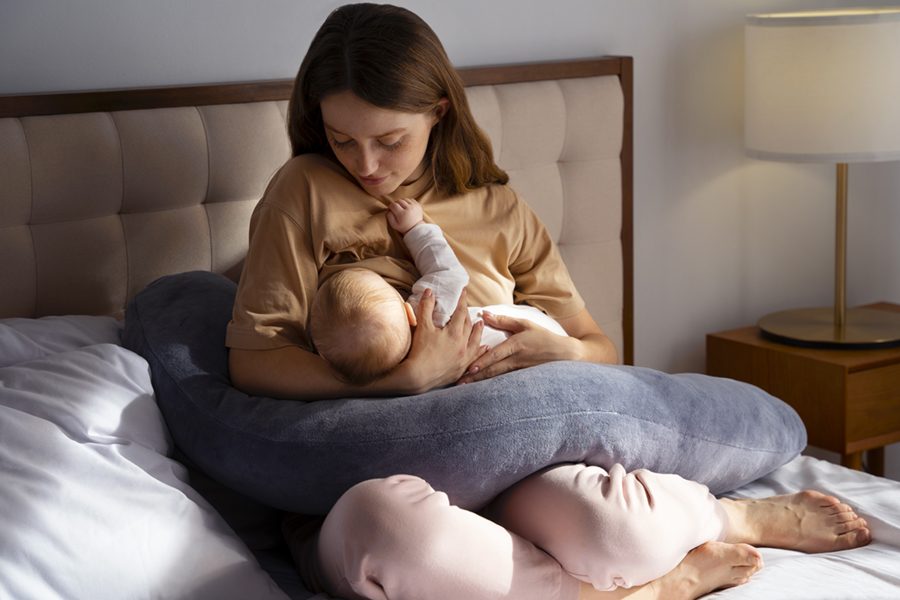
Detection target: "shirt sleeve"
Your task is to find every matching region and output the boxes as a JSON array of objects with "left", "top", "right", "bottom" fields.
[
  {"left": 226, "top": 177, "right": 319, "bottom": 351},
  {"left": 403, "top": 223, "right": 469, "bottom": 327},
  {"left": 508, "top": 193, "right": 585, "bottom": 320}
]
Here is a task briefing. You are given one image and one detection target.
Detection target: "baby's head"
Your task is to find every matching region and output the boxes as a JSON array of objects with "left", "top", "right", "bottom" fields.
[{"left": 310, "top": 268, "right": 414, "bottom": 385}]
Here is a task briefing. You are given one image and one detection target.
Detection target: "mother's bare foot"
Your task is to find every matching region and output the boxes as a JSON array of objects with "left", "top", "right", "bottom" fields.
[
  {"left": 721, "top": 490, "right": 871, "bottom": 553},
  {"left": 578, "top": 542, "right": 762, "bottom": 600},
  {"left": 650, "top": 541, "right": 763, "bottom": 600}
]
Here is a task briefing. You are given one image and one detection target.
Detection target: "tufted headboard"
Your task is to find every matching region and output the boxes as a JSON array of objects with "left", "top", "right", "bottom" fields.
[{"left": 0, "top": 57, "right": 633, "bottom": 363}]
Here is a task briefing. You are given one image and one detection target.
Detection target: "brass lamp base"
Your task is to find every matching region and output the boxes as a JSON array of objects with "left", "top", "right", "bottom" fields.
[{"left": 759, "top": 307, "right": 900, "bottom": 348}]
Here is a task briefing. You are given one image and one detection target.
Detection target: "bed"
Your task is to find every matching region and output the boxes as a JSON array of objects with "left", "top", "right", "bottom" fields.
[{"left": 1, "top": 56, "right": 898, "bottom": 599}]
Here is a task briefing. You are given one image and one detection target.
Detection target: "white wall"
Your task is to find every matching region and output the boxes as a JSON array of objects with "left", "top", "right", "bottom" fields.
[{"left": 4, "top": 0, "right": 900, "bottom": 479}]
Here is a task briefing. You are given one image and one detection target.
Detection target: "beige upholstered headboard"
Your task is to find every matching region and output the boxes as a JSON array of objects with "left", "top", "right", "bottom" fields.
[{"left": 0, "top": 57, "right": 633, "bottom": 363}]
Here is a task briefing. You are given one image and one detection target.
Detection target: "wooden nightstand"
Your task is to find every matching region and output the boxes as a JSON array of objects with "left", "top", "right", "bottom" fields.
[{"left": 706, "top": 303, "right": 900, "bottom": 477}]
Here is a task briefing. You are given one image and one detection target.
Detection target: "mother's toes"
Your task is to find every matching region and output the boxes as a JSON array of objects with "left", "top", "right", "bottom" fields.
[
  {"left": 836, "top": 526, "right": 872, "bottom": 549},
  {"left": 731, "top": 543, "right": 763, "bottom": 565},
  {"left": 829, "top": 501, "right": 855, "bottom": 515},
  {"left": 834, "top": 517, "right": 867, "bottom": 535}
]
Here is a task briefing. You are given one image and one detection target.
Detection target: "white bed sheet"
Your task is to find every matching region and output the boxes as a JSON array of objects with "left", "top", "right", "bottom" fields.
[
  {"left": 712, "top": 455, "right": 900, "bottom": 599},
  {"left": 0, "top": 316, "right": 288, "bottom": 600}
]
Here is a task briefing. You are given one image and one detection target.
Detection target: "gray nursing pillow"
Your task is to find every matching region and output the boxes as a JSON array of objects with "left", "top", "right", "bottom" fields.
[{"left": 123, "top": 271, "right": 806, "bottom": 515}]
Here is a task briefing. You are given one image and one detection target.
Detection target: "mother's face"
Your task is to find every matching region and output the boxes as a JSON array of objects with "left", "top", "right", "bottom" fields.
[{"left": 320, "top": 90, "right": 441, "bottom": 197}]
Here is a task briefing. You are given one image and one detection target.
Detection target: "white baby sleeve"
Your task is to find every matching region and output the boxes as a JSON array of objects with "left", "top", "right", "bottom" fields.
[{"left": 404, "top": 223, "right": 470, "bottom": 327}]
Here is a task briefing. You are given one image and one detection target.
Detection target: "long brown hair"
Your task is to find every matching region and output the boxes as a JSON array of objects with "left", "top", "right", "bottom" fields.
[{"left": 287, "top": 3, "right": 508, "bottom": 195}]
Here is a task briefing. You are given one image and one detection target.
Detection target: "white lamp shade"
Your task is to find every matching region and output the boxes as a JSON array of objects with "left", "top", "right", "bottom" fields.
[{"left": 745, "top": 9, "right": 900, "bottom": 163}]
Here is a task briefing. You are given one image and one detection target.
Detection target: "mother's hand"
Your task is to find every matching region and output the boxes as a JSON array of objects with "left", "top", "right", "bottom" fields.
[
  {"left": 457, "top": 308, "right": 617, "bottom": 384},
  {"left": 400, "top": 288, "right": 486, "bottom": 393}
]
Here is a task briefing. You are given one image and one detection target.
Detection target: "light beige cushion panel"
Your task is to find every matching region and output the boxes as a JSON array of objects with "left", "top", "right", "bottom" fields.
[
  {"left": 0, "top": 226, "right": 36, "bottom": 317},
  {"left": 559, "top": 76, "right": 624, "bottom": 161},
  {"left": 0, "top": 119, "right": 34, "bottom": 316},
  {"left": 464, "top": 86, "right": 503, "bottom": 159},
  {"left": 206, "top": 199, "right": 257, "bottom": 281},
  {"left": 276, "top": 100, "right": 289, "bottom": 125},
  {"left": 23, "top": 113, "right": 123, "bottom": 224},
  {"left": 114, "top": 107, "right": 208, "bottom": 213},
  {"left": 561, "top": 159, "right": 622, "bottom": 244},
  {"left": 0, "top": 119, "right": 30, "bottom": 226},
  {"left": 122, "top": 206, "right": 212, "bottom": 302},
  {"left": 561, "top": 239, "right": 624, "bottom": 353},
  {"left": 506, "top": 164, "right": 565, "bottom": 241},
  {"left": 493, "top": 81, "right": 566, "bottom": 170},
  {"left": 201, "top": 102, "right": 290, "bottom": 203},
  {"left": 32, "top": 216, "right": 127, "bottom": 316}
]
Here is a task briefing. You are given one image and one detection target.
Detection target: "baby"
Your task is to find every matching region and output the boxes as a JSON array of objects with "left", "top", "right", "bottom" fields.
[{"left": 309, "top": 198, "right": 567, "bottom": 385}]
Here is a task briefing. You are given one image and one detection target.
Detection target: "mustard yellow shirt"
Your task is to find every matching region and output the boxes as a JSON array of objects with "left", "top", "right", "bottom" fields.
[{"left": 226, "top": 154, "right": 584, "bottom": 351}]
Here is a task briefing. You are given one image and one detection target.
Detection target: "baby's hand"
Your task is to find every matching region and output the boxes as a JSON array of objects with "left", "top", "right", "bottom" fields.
[{"left": 387, "top": 198, "right": 424, "bottom": 234}]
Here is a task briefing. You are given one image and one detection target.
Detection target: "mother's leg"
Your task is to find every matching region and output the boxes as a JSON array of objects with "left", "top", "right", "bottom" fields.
[
  {"left": 306, "top": 474, "right": 760, "bottom": 600},
  {"left": 488, "top": 463, "right": 731, "bottom": 591},
  {"left": 314, "top": 474, "right": 581, "bottom": 600},
  {"left": 488, "top": 463, "right": 871, "bottom": 595}
]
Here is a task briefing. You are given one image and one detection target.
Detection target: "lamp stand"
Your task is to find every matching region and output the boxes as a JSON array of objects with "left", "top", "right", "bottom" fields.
[{"left": 759, "top": 163, "right": 900, "bottom": 348}]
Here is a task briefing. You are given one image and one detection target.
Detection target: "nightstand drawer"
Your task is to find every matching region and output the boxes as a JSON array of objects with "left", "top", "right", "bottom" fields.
[{"left": 847, "top": 363, "right": 900, "bottom": 449}]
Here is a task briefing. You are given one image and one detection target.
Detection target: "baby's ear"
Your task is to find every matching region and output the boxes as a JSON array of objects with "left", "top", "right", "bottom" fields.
[{"left": 404, "top": 302, "right": 418, "bottom": 327}]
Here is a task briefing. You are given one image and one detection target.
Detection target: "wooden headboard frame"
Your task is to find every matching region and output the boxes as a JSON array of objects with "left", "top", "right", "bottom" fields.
[{"left": 0, "top": 56, "right": 633, "bottom": 364}]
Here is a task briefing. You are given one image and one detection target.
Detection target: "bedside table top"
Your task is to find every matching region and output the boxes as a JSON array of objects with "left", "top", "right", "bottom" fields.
[{"left": 708, "top": 302, "right": 900, "bottom": 372}]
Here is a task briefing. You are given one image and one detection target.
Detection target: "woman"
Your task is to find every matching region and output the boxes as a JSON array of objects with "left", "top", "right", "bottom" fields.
[{"left": 227, "top": 4, "right": 871, "bottom": 600}]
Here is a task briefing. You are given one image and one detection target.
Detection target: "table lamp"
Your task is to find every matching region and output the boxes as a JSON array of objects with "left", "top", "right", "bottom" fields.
[{"left": 745, "top": 8, "right": 900, "bottom": 347}]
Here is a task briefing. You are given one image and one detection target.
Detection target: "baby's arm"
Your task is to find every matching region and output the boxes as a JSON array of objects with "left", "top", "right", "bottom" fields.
[{"left": 387, "top": 199, "right": 469, "bottom": 327}]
